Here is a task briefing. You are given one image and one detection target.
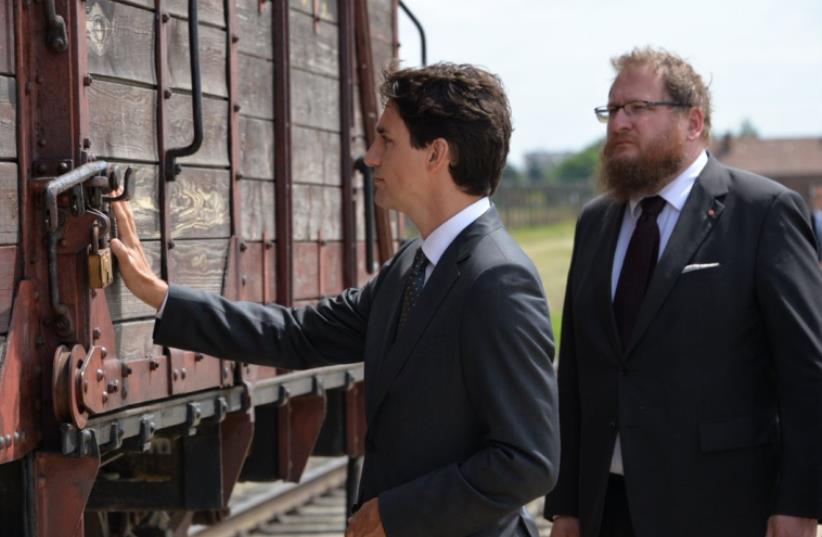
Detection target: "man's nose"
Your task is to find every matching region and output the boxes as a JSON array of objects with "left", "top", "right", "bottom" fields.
[
  {"left": 364, "top": 142, "right": 380, "bottom": 168},
  {"left": 608, "top": 107, "right": 632, "bottom": 132}
]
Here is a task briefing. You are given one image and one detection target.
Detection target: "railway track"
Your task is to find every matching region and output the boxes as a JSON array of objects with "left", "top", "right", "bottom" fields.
[{"left": 189, "top": 456, "right": 554, "bottom": 537}]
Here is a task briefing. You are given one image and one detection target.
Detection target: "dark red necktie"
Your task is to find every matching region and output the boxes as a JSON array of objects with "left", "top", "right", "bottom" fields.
[{"left": 613, "top": 195, "right": 666, "bottom": 348}]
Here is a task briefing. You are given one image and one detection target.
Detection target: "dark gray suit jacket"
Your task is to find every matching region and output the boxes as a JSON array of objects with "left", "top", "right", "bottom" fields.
[
  {"left": 544, "top": 156, "right": 822, "bottom": 536},
  {"left": 154, "top": 207, "right": 560, "bottom": 537}
]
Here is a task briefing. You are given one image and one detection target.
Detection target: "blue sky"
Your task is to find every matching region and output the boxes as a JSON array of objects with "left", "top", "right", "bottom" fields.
[{"left": 398, "top": 0, "right": 822, "bottom": 167}]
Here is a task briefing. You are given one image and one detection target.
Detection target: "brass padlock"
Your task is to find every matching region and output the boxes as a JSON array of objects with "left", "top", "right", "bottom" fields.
[
  {"left": 88, "top": 217, "right": 114, "bottom": 289},
  {"left": 89, "top": 246, "right": 114, "bottom": 289}
]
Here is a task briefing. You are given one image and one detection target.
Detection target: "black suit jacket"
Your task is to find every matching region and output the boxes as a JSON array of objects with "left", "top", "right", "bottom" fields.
[
  {"left": 154, "top": 207, "right": 560, "bottom": 537},
  {"left": 544, "top": 156, "right": 822, "bottom": 537}
]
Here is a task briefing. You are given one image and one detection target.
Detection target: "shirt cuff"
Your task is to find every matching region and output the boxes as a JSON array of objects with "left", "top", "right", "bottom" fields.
[{"left": 156, "top": 288, "right": 170, "bottom": 319}]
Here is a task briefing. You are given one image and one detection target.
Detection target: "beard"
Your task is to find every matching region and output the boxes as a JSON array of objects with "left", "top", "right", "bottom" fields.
[{"left": 598, "top": 127, "right": 686, "bottom": 202}]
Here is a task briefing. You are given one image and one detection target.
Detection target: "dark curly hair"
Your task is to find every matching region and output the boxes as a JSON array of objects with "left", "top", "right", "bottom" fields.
[{"left": 380, "top": 63, "right": 512, "bottom": 196}]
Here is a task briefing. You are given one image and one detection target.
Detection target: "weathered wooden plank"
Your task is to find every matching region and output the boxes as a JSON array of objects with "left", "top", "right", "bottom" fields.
[
  {"left": 290, "top": 9, "right": 339, "bottom": 77},
  {"left": 372, "top": 37, "right": 394, "bottom": 75},
  {"left": 290, "top": 0, "right": 338, "bottom": 23},
  {"left": 167, "top": 0, "right": 225, "bottom": 28},
  {"left": 106, "top": 240, "right": 161, "bottom": 322},
  {"left": 239, "top": 116, "right": 274, "bottom": 180},
  {"left": 294, "top": 241, "right": 319, "bottom": 300},
  {"left": 167, "top": 18, "right": 228, "bottom": 97},
  {"left": 238, "top": 241, "right": 277, "bottom": 304},
  {"left": 0, "top": 75, "right": 16, "bottom": 159},
  {"left": 169, "top": 238, "right": 229, "bottom": 293},
  {"left": 293, "top": 126, "right": 340, "bottom": 186},
  {"left": 323, "top": 242, "right": 344, "bottom": 296},
  {"left": 113, "top": 319, "right": 161, "bottom": 362},
  {"left": 88, "top": 80, "right": 157, "bottom": 161},
  {"left": 0, "top": 163, "right": 17, "bottom": 245},
  {"left": 0, "top": 0, "right": 14, "bottom": 75},
  {"left": 191, "top": 193, "right": 260, "bottom": 261},
  {"left": 0, "top": 245, "right": 18, "bottom": 334},
  {"left": 293, "top": 241, "right": 343, "bottom": 299},
  {"left": 237, "top": 53, "right": 274, "bottom": 120},
  {"left": 85, "top": 0, "right": 156, "bottom": 85},
  {"left": 169, "top": 168, "right": 231, "bottom": 239},
  {"left": 128, "top": 164, "right": 162, "bottom": 240},
  {"left": 368, "top": 0, "right": 393, "bottom": 43},
  {"left": 168, "top": 94, "right": 229, "bottom": 167},
  {"left": 239, "top": 178, "right": 275, "bottom": 241},
  {"left": 291, "top": 69, "right": 339, "bottom": 132},
  {"left": 236, "top": 0, "right": 272, "bottom": 59},
  {"left": 352, "top": 81, "right": 365, "bottom": 139},
  {"left": 293, "top": 184, "right": 342, "bottom": 241}
]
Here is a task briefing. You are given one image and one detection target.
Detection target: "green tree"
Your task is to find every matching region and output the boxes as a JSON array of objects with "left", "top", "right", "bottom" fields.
[
  {"left": 550, "top": 139, "right": 603, "bottom": 184},
  {"left": 738, "top": 118, "right": 759, "bottom": 138},
  {"left": 502, "top": 162, "right": 526, "bottom": 186}
]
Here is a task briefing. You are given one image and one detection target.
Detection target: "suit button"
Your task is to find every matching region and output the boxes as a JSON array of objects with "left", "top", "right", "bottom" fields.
[
  {"left": 609, "top": 421, "right": 617, "bottom": 430},
  {"left": 620, "top": 367, "right": 628, "bottom": 375}
]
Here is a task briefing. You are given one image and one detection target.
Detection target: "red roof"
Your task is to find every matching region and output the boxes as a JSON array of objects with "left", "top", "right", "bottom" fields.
[{"left": 710, "top": 136, "right": 822, "bottom": 178}]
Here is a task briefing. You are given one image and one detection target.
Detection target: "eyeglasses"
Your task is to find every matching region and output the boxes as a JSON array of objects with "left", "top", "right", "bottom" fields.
[{"left": 594, "top": 100, "right": 690, "bottom": 124}]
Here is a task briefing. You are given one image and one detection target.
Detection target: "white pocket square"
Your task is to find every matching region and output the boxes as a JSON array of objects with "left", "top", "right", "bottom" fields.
[{"left": 682, "top": 262, "right": 720, "bottom": 274}]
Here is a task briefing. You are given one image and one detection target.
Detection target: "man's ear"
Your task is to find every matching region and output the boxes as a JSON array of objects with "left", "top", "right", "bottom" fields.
[
  {"left": 427, "top": 138, "right": 450, "bottom": 171},
  {"left": 686, "top": 107, "right": 705, "bottom": 141}
]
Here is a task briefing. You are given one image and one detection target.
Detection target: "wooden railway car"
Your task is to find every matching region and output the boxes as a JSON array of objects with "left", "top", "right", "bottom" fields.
[{"left": 0, "top": 0, "right": 405, "bottom": 535}]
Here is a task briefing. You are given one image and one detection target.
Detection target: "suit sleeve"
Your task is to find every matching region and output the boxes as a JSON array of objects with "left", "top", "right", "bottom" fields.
[
  {"left": 543, "top": 218, "right": 584, "bottom": 518},
  {"left": 756, "top": 190, "right": 822, "bottom": 519},
  {"left": 152, "top": 271, "right": 383, "bottom": 370},
  {"left": 378, "top": 263, "right": 560, "bottom": 537}
]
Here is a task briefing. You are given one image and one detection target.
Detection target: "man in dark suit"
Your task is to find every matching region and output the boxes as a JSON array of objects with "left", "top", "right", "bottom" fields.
[
  {"left": 811, "top": 186, "right": 822, "bottom": 259},
  {"left": 111, "top": 63, "right": 559, "bottom": 537},
  {"left": 545, "top": 47, "right": 822, "bottom": 537}
]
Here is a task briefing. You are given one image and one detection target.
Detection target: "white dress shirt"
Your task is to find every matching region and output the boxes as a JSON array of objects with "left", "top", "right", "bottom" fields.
[
  {"left": 609, "top": 150, "right": 707, "bottom": 475},
  {"left": 420, "top": 197, "right": 491, "bottom": 284}
]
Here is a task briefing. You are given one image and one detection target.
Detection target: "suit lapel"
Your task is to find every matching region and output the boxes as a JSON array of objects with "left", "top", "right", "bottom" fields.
[
  {"left": 364, "top": 242, "right": 416, "bottom": 409},
  {"left": 597, "top": 201, "right": 628, "bottom": 363},
  {"left": 366, "top": 207, "right": 503, "bottom": 424},
  {"left": 625, "top": 156, "right": 729, "bottom": 356}
]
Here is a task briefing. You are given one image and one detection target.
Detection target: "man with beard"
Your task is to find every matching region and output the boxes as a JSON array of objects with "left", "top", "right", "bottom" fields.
[{"left": 544, "top": 47, "right": 822, "bottom": 537}]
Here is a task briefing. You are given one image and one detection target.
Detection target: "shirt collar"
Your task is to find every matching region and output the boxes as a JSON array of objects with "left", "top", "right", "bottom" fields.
[
  {"left": 628, "top": 150, "right": 708, "bottom": 217},
  {"left": 421, "top": 197, "right": 491, "bottom": 267}
]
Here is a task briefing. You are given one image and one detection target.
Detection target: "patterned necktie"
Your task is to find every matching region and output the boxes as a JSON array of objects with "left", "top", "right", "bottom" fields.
[
  {"left": 613, "top": 195, "right": 667, "bottom": 348},
  {"left": 397, "top": 247, "right": 429, "bottom": 332}
]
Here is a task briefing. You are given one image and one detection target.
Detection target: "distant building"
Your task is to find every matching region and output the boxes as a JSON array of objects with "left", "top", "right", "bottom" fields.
[
  {"left": 711, "top": 135, "right": 822, "bottom": 206},
  {"left": 523, "top": 150, "right": 571, "bottom": 182}
]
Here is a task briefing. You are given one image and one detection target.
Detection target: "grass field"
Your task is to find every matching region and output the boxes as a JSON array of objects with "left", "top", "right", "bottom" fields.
[{"left": 511, "top": 219, "right": 577, "bottom": 342}]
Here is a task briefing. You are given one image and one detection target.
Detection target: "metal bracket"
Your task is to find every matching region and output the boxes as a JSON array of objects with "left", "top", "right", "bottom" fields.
[
  {"left": 139, "top": 415, "right": 156, "bottom": 452},
  {"left": 311, "top": 376, "right": 325, "bottom": 397},
  {"left": 108, "top": 422, "right": 124, "bottom": 450},
  {"left": 43, "top": 0, "right": 68, "bottom": 53},
  {"left": 214, "top": 396, "right": 229, "bottom": 423},
  {"left": 185, "top": 402, "right": 202, "bottom": 436},
  {"left": 278, "top": 385, "right": 291, "bottom": 407}
]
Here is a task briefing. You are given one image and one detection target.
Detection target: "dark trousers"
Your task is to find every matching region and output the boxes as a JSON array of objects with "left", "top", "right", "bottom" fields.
[{"left": 599, "top": 474, "right": 635, "bottom": 537}]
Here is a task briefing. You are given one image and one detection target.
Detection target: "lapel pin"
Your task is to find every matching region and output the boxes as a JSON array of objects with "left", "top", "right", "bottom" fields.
[{"left": 707, "top": 208, "right": 716, "bottom": 217}]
